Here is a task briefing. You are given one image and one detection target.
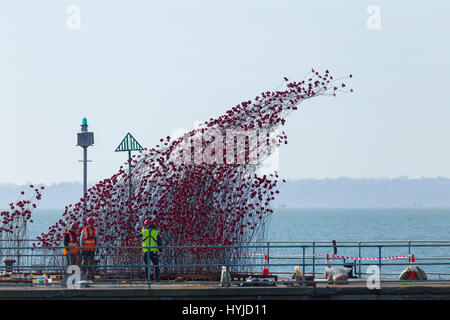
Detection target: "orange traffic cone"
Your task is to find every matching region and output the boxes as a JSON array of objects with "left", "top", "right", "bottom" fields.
[{"left": 262, "top": 254, "right": 270, "bottom": 276}]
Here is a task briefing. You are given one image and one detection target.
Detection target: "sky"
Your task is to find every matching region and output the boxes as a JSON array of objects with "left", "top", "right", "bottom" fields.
[{"left": 0, "top": 0, "right": 449, "bottom": 185}]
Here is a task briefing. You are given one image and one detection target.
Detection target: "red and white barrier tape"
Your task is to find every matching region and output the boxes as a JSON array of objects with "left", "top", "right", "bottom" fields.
[
  {"left": 328, "top": 254, "right": 413, "bottom": 261},
  {"left": 242, "top": 253, "right": 413, "bottom": 261},
  {"left": 242, "top": 253, "right": 325, "bottom": 258}
]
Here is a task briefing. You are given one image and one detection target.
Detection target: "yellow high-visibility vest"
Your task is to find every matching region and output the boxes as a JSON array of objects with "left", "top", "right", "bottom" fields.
[{"left": 142, "top": 228, "right": 159, "bottom": 252}]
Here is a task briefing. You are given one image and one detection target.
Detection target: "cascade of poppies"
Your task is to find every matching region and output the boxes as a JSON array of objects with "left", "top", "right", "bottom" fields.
[
  {"left": 35, "top": 69, "right": 352, "bottom": 273},
  {"left": 0, "top": 185, "right": 43, "bottom": 262}
]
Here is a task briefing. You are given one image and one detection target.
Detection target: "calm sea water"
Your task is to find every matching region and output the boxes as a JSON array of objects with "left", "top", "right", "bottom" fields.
[
  {"left": 268, "top": 208, "right": 450, "bottom": 242},
  {"left": 20, "top": 208, "right": 450, "bottom": 278},
  {"left": 24, "top": 207, "right": 450, "bottom": 241}
]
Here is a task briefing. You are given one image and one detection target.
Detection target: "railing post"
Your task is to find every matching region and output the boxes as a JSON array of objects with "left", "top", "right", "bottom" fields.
[
  {"left": 302, "top": 246, "right": 306, "bottom": 288},
  {"left": 147, "top": 248, "right": 151, "bottom": 289},
  {"left": 17, "top": 239, "right": 20, "bottom": 274},
  {"left": 312, "top": 241, "right": 315, "bottom": 278},
  {"left": 358, "top": 241, "right": 361, "bottom": 278},
  {"left": 408, "top": 240, "right": 412, "bottom": 264},
  {"left": 378, "top": 246, "right": 382, "bottom": 280},
  {"left": 225, "top": 245, "right": 229, "bottom": 289}
]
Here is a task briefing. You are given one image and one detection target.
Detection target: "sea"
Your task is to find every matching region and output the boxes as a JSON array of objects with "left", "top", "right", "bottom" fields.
[
  {"left": 11, "top": 208, "right": 450, "bottom": 279},
  {"left": 23, "top": 207, "right": 450, "bottom": 240}
]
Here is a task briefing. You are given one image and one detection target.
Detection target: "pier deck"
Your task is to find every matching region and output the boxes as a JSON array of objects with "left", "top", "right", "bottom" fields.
[{"left": 1, "top": 279, "right": 450, "bottom": 299}]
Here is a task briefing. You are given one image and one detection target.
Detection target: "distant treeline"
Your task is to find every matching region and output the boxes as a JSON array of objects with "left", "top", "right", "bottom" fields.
[
  {"left": 1, "top": 177, "right": 450, "bottom": 209},
  {"left": 0, "top": 182, "right": 86, "bottom": 210},
  {"left": 273, "top": 177, "right": 450, "bottom": 208}
]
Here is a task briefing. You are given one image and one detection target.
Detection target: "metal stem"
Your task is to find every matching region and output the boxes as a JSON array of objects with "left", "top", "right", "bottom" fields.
[
  {"left": 83, "top": 146, "right": 88, "bottom": 222},
  {"left": 128, "top": 150, "right": 132, "bottom": 199}
]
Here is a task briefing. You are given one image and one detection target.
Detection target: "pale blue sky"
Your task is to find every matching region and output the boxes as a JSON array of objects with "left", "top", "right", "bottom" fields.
[{"left": 1, "top": 0, "right": 449, "bottom": 185}]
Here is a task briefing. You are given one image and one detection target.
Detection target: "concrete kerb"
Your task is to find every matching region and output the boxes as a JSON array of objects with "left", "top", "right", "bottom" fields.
[{"left": 1, "top": 286, "right": 450, "bottom": 300}]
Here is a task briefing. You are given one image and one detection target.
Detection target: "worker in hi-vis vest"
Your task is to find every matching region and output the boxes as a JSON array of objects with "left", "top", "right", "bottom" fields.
[
  {"left": 141, "top": 219, "right": 162, "bottom": 282},
  {"left": 63, "top": 222, "right": 80, "bottom": 265},
  {"left": 80, "top": 217, "right": 98, "bottom": 275}
]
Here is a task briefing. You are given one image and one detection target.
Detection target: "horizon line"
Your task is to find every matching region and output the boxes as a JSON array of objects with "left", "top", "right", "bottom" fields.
[{"left": 2, "top": 176, "right": 450, "bottom": 186}]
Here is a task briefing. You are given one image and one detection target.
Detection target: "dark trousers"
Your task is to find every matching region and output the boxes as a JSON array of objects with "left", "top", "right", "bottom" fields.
[
  {"left": 66, "top": 253, "right": 79, "bottom": 266},
  {"left": 143, "top": 251, "right": 160, "bottom": 281},
  {"left": 81, "top": 250, "right": 95, "bottom": 275}
]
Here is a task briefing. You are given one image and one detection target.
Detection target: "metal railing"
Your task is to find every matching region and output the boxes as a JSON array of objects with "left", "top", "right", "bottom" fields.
[
  {"left": 250, "top": 240, "right": 450, "bottom": 278},
  {"left": 1, "top": 240, "right": 450, "bottom": 288}
]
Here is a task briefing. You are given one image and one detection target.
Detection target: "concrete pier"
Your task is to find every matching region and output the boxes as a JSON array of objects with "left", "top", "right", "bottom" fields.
[{"left": 1, "top": 280, "right": 450, "bottom": 300}]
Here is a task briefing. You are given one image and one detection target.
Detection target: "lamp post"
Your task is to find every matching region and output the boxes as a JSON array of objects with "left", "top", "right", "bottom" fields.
[{"left": 77, "top": 117, "right": 94, "bottom": 222}]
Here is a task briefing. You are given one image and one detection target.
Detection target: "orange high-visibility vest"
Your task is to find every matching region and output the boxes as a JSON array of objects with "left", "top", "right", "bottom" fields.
[
  {"left": 63, "top": 230, "right": 79, "bottom": 255},
  {"left": 82, "top": 227, "right": 97, "bottom": 251}
]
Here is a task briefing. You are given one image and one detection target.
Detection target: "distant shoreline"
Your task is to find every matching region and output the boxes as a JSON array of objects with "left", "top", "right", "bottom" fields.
[
  {"left": 10, "top": 207, "right": 450, "bottom": 211},
  {"left": 3, "top": 177, "right": 450, "bottom": 209}
]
